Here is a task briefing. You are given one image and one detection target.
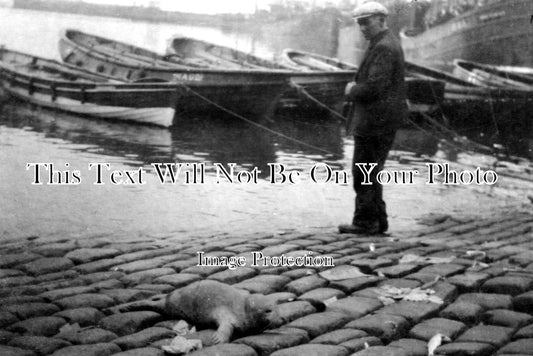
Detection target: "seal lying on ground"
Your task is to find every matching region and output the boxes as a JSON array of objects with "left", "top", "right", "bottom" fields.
[{"left": 118, "top": 280, "right": 281, "bottom": 344}]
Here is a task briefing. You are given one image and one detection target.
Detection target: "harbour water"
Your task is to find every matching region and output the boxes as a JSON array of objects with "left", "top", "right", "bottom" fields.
[{"left": 0, "top": 7, "right": 531, "bottom": 241}]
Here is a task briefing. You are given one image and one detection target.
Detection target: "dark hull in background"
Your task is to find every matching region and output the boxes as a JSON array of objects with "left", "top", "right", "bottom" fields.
[{"left": 401, "top": 0, "right": 533, "bottom": 70}]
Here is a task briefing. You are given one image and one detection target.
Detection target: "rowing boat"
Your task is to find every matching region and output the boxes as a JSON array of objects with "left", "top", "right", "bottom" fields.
[
  {"left": 59, "top": 30, "right": 289, "bottom": 84},
  {"left": 280, "top": 49, "right": 358, "bottom": 71},
  {"left": 167, "top": 36, "right": 361, "bottom": 111},
  {"left": 58, "top": 29, "right": 289, "bottom": 118},
  {"left": 281, "top": 49, "right": 448, "bottom": 110},
  {"left": 167, "top": 36, "right": 287, "bottom": 70},
  {"left": 61, "top": 30, "right": 356, "bottom": 112},
  {"left": 453, "top": 59, "right": 533, "bottom": 89},
  {"left": 0, "top": 47, "right": 177, "bottom": 127},
  {"left": 405, "top": 61, "right": 475, "bottom": 88}
]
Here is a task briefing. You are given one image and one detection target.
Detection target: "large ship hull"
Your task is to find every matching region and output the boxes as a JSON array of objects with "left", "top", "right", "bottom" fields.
[{"left": 401, "top": 0, "right": 533, "bottom": 69}]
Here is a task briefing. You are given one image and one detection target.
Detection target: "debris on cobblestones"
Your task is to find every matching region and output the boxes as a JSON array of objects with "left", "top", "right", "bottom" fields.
[
  {"left": 0, "top": 210, "right": 532, "bottom": 355},
  {"left": 373, "top": 284, "right": 444, "bottom": 305},
  {"left": 162, "top": 336, "right": 202, "bottom": 354}
]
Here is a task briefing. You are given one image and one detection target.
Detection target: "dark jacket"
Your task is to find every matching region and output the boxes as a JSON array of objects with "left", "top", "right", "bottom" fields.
[{"left": 346, "top": 29, "right": 407, "bottom": 136}]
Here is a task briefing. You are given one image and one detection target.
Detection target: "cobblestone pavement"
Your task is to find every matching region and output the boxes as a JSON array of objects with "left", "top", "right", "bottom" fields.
[{"left": 1, "top": 209, "right": 532, "bottom": 356}]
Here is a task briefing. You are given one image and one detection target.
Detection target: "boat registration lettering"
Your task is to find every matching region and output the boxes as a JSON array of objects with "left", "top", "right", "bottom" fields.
[
  {"left": 172, "top": 73, "right": 204, "bottom": 82},
  {"left": 451, "top": 20, "right": 467, "bottom": 32}
]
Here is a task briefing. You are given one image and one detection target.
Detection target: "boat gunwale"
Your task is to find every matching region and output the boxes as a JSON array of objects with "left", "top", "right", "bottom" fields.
[
  {"left": 457, "top": 60, "right": 533, "bottom": 84},
  {"left": 453, "top": 59, "right": 533, "bottom": 92},
  {"left": 4, "top": 86, "right": 176, "bottom": 127},
  {"left": 281, "top": 48, "right": 358, "bottom": 72},
  {"left": 0, "top": 50, "right": 175, "bottom": 92},
  {"left": 167, "top": 35, "right": 291, "bottom": 70},
  {"left": 1, "top": 66, "right": 290, "bottom": 91},
  {"left": 61, "top": 29, "right": 296, "bottom": 77},
  {"left": 1, "top": 48, "right": 289, "bottom": 92},
  {"left": 404, "top": 60, "right": 475, "bottom": 87},
  {"left": 62, "top": 30, "right": 359, "bottom": 79}
]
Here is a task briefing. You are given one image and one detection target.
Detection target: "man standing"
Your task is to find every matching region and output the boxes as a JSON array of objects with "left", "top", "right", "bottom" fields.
[{"left": 339, "top": 1, "right": 407, "bottom": 235}]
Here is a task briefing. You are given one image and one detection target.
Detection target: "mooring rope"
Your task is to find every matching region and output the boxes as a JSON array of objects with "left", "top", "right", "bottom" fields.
[
  {"left": 177, "top": 83, "right": 337, "bottom": 156},
  {"left": 486, "top": 89, "right": 501, "bottom": 138},
  {"left": 288, "top": 81, "right": 348, "bottom": 122},
  {"left": 422, "top": 82, "right": 502, "bottom": 155},
  {"left": 288, "top": 79, "right": 494, "bottom": 157},
  {"left": 177, "top": 80, "right": 518, "bottom": 163},
  {"left": 408, "top": 113, "right": 494, "bottom": 156}
]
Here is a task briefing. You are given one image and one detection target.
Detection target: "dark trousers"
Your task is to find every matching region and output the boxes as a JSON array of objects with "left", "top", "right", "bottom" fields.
[{"left": 352, "top": 132, "right": 396, "bottom": 226}]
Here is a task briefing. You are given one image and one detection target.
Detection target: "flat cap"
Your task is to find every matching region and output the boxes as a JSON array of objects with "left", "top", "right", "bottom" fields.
[{"left": 352, "top": 1, "right": 388, "bottom": 19}]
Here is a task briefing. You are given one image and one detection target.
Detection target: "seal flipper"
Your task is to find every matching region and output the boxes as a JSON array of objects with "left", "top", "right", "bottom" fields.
[
  {"left": 210, "top": 307, "right": 236, "bottom": 344},
  {"left": 113, "top": 294, "right": 167, "bottom": 314},
  {"left": 212, "top": 321, "right": 234, "bottom": 344}
]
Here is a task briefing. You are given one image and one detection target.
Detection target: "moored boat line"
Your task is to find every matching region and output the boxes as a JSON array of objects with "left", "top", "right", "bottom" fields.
[
  {"left": 61, "top": 29, "right": 358, "bottom": 113},
  {"left": 0, "top": 47, "right": 292, "bottom": 127},
  {"left": 4, "top": 25, "right": 533, "bottom": 129},
  {"left": 166, "top": 35, "right": 289, "bottom": 70},
  {"left": 59, "top": 29, "right": 291, "bottom": 85}
]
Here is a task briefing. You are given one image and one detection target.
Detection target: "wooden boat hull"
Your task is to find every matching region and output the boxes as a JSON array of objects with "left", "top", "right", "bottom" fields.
[
  {"left": 61, "top": 30, "right": 358, "bottom": 113},
  {"left": 5, "top": 86, "right": 175, "bottom": 127},
  {"left": 59, "top": 29, "right": 289, "bottom": 117},
  {"left": 167, "top": 36, "right": 288, "bottom": 70},
  {"left": 0, "top": 48, "right": 177, "bottom": 127},
  {"left": 453, "top": 59, "right": 533, "bottom": 89},
  {"left": 282, "top": 71, "right": 351, "bottom": 109},
  {"left": 59, "top": 29, "right": 289, "bottom": 85},
  {"left": 168, "top": 38, "right": 363, "bottom": 111},
  {"left": 405, "top": 61, "right": 475, "bottom": 88},
  {"left": 401, "top": 0, "right": 533, "bottom": 69},
  {"left": 281, "top": 49, "right": 448, "bottom": 110},
  {"left": 494, "top": 65, "right": 533, "bottom": 80},
  {"left": 280, "top": 49, "right": 358, "bottom": 72},
  {"left": 171, "top": 82, "right": 285, "bottom": 119}
]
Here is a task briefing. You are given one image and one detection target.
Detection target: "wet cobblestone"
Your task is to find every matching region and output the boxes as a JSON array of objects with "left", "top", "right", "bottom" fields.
[{"left": 0, "top": 210, "right": 532, "bottom": 355}]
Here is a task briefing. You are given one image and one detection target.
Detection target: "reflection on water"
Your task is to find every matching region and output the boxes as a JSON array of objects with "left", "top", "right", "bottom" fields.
[
  {"left": 0, "top": 102, "right": 347, "bottom": 164},
  {"left": 0, "top": 101, "right": 451, "bottom": 177},
  {"left": 0, "top": 101, "right": 361, "bottom": 240},
  {"left": 2, "top": 99, "right": 524, "bottom": 180},
  {"left": 0, "top": 103, "right": 350, "bottom": 176},
  {"left": 0, "top": 98, "right": 529, "bottom": 241},
  {"left": 392, "top": 128, "right": 439, "bottom": 157},
  {"left": 0, "top": 103, "right": 174, "bottom": 165},
  {"left": 440, "top": 98, "right": 533, "bottom": 160}
]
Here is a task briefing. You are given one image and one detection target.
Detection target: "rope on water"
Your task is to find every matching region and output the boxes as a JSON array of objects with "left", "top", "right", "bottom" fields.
[
  {"left": 177, "top": 83, "right": 337, "bottom": 156},
  {"left": 288, "top": 81, "right": 348, "bottom": 122},
  {"left": 408, "top": 113, "right": 494, "bottom": 156},
  {"left": 178, "top": 82, "right": 513, "bottom": 161},
  {"left": 417, "top": 83, "right": 501, "bottom": 155},
  {"left": 289, "top": 79, "right": 498, "bottom": 157},
  {"left": 486, "top": 89, "right": 501, "bottom": 138}
]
